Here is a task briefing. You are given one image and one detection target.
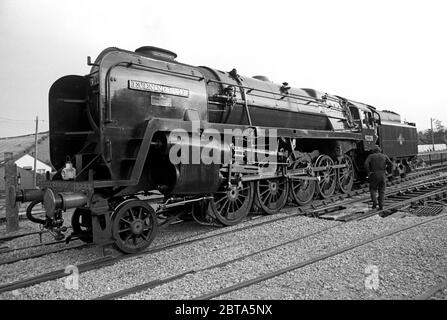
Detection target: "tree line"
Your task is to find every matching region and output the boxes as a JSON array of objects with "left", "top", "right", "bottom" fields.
[{"left": 417, "top": 119, "right": 446, "bottom": 145}]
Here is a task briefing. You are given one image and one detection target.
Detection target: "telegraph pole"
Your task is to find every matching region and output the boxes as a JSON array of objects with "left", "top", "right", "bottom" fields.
[
  {"left": 33, "top": 115, "right": 38, "bottom": 188},
  {"left": 430, "top": 118, "right": 435, "bottom": 152}
]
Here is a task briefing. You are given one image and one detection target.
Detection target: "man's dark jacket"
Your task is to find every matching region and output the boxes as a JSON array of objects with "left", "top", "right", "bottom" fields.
[{"left": 364, "top": 152, "right": 393, "bottom": 185}]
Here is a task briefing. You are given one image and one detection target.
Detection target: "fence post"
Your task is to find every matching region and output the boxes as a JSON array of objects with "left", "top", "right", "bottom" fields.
[{"left": 4, "top": 152, "right": 19, "bottom": 232}]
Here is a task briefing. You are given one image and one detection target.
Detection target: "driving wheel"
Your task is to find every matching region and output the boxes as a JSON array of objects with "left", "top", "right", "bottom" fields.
[
  {"left": 209, "top": 181, "right": 254, "bottom": 226},
  {"left": 315, "top": 155, "right": 337, "bottom": 198},
  {"left": 255, "top": 178, "right": 289, "bottom": 214},
  {"left": 337, "top": 155, "right": 354, "bottom": 193}
]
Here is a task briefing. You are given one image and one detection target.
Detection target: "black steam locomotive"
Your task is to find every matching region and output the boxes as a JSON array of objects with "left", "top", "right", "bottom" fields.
[{"left": 15, "top": 46, "right": 418, "bottom": 253}]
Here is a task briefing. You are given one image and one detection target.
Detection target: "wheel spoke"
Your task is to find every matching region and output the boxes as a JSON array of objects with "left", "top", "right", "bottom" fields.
[
  {"left": 219, "top": 199, "right": 230, "bottom": 215},
  {"left": 128, "top": 209, "right": 136, "bottom": 221},
  {"left": 138, "top": 208, "right": 143, "bottom": 219},
  {"left": 227, "top": 201, "right": 232, "bottom": 213},
  {"left": 140, "top": 232, "right": 148, "bottom": 240},
  {"left": 259, "top": 181, "right": 270, "bottom": 187},
  {"left": 214, "top": 195, "right": 227, "bottom": 205},
  {"left": 263, "top": 192, "right": 272, "bottom": 206},
  {"left": 319, "top": 179, "right": 326, "bottom": 188},
  {"left": 124, "top": 233, "right": 133, "bottom": 241},
  {"left": 238, "top": 192, "right": 248, "bottom": 200},
  {"left": 260, "top": 188, "right": 271, "bottom": 197}
]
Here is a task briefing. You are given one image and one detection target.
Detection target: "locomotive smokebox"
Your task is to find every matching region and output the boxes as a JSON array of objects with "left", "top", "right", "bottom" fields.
[{"left": 135, "top": 46, "right": 177, "bottom": 61}]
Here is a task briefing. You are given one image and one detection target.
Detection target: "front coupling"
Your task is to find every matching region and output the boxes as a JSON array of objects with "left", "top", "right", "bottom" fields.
[{"left": 43, "top": 188, "right": 88, "bottom": 217}]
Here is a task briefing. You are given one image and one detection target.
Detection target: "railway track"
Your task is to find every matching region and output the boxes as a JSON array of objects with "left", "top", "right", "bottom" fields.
[
  {"left": 0, "top": 255, "right": 117, "bottom": 294},
  {"left": 1, "top": 167, "right": 446, "bottom": 295},
  {"left": 0, "top": 242, "right": 89, "bottom": 266},
  {"left": 0, "top": 230, "right": 49, "bottom": 243},
  {"left": 192, "top": 213, "right": 447, "bottom": 300},
  {"left": 93, "top": 196, "right": 447, "bottom": 300},
  {"left": 312, "top": 177, "right": 447, "bottom": 221},
  {"left": 94, "top": 223, "right": 342, "bottom": 300}
]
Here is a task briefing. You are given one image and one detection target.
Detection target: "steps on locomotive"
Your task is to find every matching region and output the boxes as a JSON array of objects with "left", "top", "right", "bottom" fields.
[{"left": 120, "top": 137, "right": 144, "bottom": 179}]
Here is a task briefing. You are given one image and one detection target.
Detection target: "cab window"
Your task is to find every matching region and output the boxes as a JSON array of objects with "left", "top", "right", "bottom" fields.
[{"left": 361, "top": 111, "right": 374, "bottom": 129}]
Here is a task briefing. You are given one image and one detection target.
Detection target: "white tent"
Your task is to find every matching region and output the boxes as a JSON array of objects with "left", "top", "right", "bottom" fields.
[
  {"left": 418, "top": 144, "right": 447, "bottom": 153},
  {"left": 14, "top": 154, "right": 52, "bottom": 174}
]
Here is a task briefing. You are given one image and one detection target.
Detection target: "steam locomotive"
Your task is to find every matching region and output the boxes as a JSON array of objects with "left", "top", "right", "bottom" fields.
[{"left": 14, "top": 46, "right": 418, "bottom": 253}]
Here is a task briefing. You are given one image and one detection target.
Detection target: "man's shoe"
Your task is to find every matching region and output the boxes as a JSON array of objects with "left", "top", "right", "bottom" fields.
[{"left": 372, "top": 205, "right": 377, "bottom": 209}]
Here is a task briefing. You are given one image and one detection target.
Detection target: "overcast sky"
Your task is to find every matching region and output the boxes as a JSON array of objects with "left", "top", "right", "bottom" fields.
[{"left": 0, "top": 0, "right": 446, "bottom": 137}]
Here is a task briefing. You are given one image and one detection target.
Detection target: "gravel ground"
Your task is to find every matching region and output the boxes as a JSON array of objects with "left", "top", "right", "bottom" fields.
[
  {"left": 2, "top": 208, "right": 443, "bottom": 300},
  {"left": 121, "top": 212, "right": 446, "bottom": 300},
  {"left": 0, "top": 218, "right": 220, "bottom": 286},
  {"left": 0, "top": 205, "right": 308, "bottom": 288},
  {"left": 0, "top": 213, "right": 338, "bottom": 299},
  {"left": 217, "top": 213, "right": 447, "bottom": 299},
  {"left": 0, "top": 202, "right": 293, "bottom": 284}
]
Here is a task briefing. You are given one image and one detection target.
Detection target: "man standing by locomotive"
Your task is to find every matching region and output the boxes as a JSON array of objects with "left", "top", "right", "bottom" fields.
[{"left": 364, "top": 145, "right": 393, "bottom": 210}]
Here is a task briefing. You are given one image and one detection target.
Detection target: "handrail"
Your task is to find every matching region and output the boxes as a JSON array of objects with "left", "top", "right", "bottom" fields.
[{"left": 103, "top": 61, "right": 348, "bottom": 124}]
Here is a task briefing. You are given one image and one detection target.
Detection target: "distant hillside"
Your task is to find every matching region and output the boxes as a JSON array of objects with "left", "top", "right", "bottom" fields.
[{"left": 0, "top": 132, "right": 51, "bottom": 167}]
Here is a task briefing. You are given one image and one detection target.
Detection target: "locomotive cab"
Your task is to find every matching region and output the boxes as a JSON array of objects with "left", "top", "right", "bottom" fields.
[{"left": 347, "top": 101, "right": 378, "bottom": 152}]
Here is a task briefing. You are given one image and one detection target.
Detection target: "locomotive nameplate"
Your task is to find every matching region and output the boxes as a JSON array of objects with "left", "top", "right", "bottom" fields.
[
  {"left": 128, "top": 80, "right": 189, "bottom": 97},
  {"left": 364, "top": 135, "right": 374, "bottom": 142},
  {"left": 151, "top": 94, "right": 172, "bottom": 107}
]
